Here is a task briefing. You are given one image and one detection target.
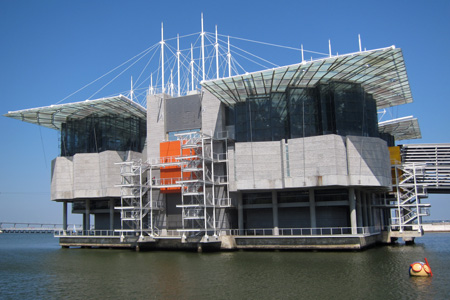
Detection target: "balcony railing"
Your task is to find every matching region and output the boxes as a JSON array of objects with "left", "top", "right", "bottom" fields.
[{"left": 55, "top": 226, "right": 382, "bottom": 238}]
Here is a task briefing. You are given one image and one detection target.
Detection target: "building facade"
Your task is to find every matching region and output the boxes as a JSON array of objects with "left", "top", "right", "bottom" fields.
[{"left": 6, "top": 45, "right": 428, "bottom": 250}]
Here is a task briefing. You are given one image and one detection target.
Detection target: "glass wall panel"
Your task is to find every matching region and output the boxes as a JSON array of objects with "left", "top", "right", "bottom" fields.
[
  {"left": 227, "top": 81, "right": 379, "bottom": 142},
  {"left": 270, "top": 93, "right": 288, "bottom": 141},
  {"left": 61, "top": 115, "right": 146, "bottom": 156},
  {"left": 288, "top": 87, "right": 319, "bottom": 138}
]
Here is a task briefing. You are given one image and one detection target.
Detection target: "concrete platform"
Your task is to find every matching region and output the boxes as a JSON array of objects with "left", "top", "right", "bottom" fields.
[{"left": 58, "top": 233, "right": 386, "bottom": 251}]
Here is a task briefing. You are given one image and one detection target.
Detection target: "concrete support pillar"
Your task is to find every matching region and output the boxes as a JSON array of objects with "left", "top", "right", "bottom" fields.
[
  {"left": 109, "top": 198, "right": 115, "bottom": 231},
  {"left": 309, "top": 188, "right": 316, "bottom": 228},
  {"left": 356, "top": 189, "right": 363, "bottom": 228},
  {"left": 272, "top": 191, "right": 279, "bottom": 236},
  {"left": 369, "top": 194, "right": 374, "bottom": 228},
  {"left": 84, "top": 199, "right": 91, "bottom": 232},
  {"left": 237, "top": 192, "right": 243, "bottom": 235},
  {"left": 349, "top": 188, "right": 357, "bottom": 234},
  {"left": 362, "top": 192, "right": 368, "bottom": 228},
  {"left": 63, "top": 201, "right": 68, "bottom": 232}
]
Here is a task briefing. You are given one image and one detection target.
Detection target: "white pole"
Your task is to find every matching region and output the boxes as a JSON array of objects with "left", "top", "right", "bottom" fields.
[
  {"left": 227, "top": 36, "right": 231, "bottom": 77},
  {"left": 191, "top": 43, "right": 194, "bottom": 92},
  {"left": 170, "top": 69, "right": 174, "bottom": 97},
  {"left": 201, "top": 13, "right": 205, "bottom": 82},
  {"left": 301, "top": 44, "right": 304, "bottom": 63},
  {"left": 150, "top": 73, "right": 154, "bottom": 95},
  {"left": 161, "top": 22, "right": 165, "bottom": 93},
  {"left": 358, "top": 34, "right": 362, "bottom": 52},
  {"left": 215, "top": 25, "right": 219, "bottom": 79},
  {"left": 130, "top": 76, "right": 134, "bottom": 101},
  {"left": 328, "top": 39, "right": 332, "bottom": 57},
  {"left": 177, "top": 34, "right": 181, "bottom": 96}
]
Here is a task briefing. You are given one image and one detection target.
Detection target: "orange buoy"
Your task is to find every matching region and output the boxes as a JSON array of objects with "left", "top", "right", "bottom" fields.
[{"left": 409, "top": 258, "right": 432, "bottom": 277}]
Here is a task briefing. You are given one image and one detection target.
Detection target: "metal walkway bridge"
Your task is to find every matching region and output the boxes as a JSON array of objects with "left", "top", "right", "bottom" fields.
[
  {"left": 390, "top": 143, "right": 450, "bottom": 239},
  {"left": 0, "top": 222, "right": 82, "bottom": 233}
]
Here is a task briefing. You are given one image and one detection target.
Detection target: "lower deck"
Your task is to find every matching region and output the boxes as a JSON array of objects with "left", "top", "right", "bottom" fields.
[{"left": 56, "top": 227, "right": 396, "bottom": 251}]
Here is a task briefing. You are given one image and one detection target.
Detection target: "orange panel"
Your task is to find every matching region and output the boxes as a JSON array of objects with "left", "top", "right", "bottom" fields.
[{"left": 160, "top": 141, "right": 181, "bottom": 193}]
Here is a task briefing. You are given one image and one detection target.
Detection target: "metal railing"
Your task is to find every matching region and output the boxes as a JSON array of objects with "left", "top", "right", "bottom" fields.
[
  {"left": 1, "top": 222, "right": 81, "bottom": 233},
  {"left": 219, "top": 226, "right": 381, "bottom": 237},
  {"left": 54, "top": 230, "right": 122, "bottom": 237},
  {"left": 52, "top": 226, "right": 382, "bottom": 238}
]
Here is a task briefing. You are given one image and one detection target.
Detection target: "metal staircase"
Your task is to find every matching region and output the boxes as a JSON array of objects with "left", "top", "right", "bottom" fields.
[
  {"left": 115, "top": 160, "right": 161, "bottom": 241},
  {"left": 115, "top": 131, "right": 231, "bottom": 242},
  {"left": 389, "top": 144, "right": 450, "bottom": 236},
  {"left": 176, "top": 132, "right": 218, "bottom": 241},
  {"left": 390, "top": 163, "right": 430, "bottom": 233}
]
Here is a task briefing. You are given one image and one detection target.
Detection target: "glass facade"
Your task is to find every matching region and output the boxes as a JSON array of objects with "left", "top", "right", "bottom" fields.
[
  {"left": 60, "top": 115, "right": 146, "bottom": 156},
  {"left": 227, "top": 81, "right": 379, "bottom": 142}
]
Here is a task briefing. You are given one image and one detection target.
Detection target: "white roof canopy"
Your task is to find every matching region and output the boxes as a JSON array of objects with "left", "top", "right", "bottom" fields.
[
  {"left": 378, "top": 116, "right": 421, "bottom": 141},
  {"left": 4, "top": 95, "right": 146, "bottom": 130},
  {"left": 202, "top": 46, "right": 412, "bottom": 109}
]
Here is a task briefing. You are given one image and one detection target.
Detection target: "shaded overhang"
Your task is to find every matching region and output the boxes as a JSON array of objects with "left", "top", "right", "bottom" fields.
[
  {"left": 4, "top": 95, "right": 146, "bottom": 130},
  {"left": 378, "top": 116, "right": 421, "bottom": 140},
  {"left": 202, "top": 46, "right": 412, "bottom": 109}
]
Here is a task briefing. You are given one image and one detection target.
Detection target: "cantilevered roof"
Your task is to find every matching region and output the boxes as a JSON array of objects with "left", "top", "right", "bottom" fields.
[
  {"left": 4, "top": 95, "right": 146, "bottom": 130},
  {"left": 378, "top": 116, "right": 421, "bottom": 141},
  {"left": 202, "top": 46, "right": 412, "bottom": 109}
]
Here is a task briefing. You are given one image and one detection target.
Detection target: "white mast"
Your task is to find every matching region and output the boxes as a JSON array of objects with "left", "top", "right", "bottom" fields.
[
  {"left": 149, "top": 73, "right": 154, "bottom": 95},
  {"left": 130, "top": 76, "right": 134, "bottom": 101},
  {"left": 358, "top": 34, "right": 362, "bottom": 52},
  {"left": 328, "top": 39, "right": 332, "bottom": 57},
  {"left": 177, "top": 34, "right": 181, "bottom": 96},
  {"left": 301, "top": 44, "right": 304, "bottom": 63},
  {"left": 227, "top": 36, "right": 231, "bottom": 77},
  {"left": 161, "top": 22, "right": 165, "bottom": 93},
  {"left": 201, "top": 13, "right": 205, "bottom": 82},
  {"left": 190, "top": 43, "right": 194, "bottom": 92},
  {"left": 170, "top": 69, "right": 174, "bottom": 97},
  {"left": 215, "top": 25, "right": 219, "bottom": 79}
]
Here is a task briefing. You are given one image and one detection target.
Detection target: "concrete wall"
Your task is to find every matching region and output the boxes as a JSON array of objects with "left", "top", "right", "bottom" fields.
[
  {"left": 51, "top": 150, "right": 142, "bottom": 201},
  {"left": 201, "top": 89, "right": 225, "bottom": 137},
  {"left": 146, "top": 93, "right": 171, "bottom": 162},
  {"left": 228, "top": 134, "right": 391, "bottom": 191}
]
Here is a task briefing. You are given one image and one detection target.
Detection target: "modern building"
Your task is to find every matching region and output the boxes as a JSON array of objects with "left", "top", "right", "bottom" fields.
[{"left": 6, "top": 26, "right": 449, "bottom": 251}]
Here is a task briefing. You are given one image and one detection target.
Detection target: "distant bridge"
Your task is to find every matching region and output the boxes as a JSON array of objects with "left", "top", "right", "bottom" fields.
[{"left": 0, "top": 222, "right": 82, "bottom": 234}]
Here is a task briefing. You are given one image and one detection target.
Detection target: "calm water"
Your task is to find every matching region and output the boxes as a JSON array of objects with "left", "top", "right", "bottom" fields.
[{"left": 1, "top": 233, "right": 449, "bottom": 299}]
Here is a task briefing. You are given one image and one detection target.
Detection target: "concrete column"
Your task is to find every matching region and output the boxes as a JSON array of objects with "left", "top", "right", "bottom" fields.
[
  {"left": 272, "top": 191, "right": 279, "bottom": 236},
  {"left": 63, "top": 201, "right": 68, "bottom": 232},
  {"left": 85, "top": 199, "right": 91, "bottom": 232},
  {"left": 237, "top": 192, "right": 243, "bottom": 235},
  {"left": 349, "top": 188, "right": 357, "bottom": 234},
  {"left": 109, "top": 198, "right": 115, "bottom": 231},
  {"left": 368, "top": 194, "right": 374, "bottom": 227},
  {"left": 309, "top": 188, "right": 316, "bottom": 228},
  {"left": 362, "top": 192, "right": 368, "bottom": 228},
  {"left": 356, "top": 189, "right": 363, "bottom": 228}
]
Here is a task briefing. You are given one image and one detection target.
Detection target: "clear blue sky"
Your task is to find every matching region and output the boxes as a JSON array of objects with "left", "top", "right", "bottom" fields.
[{"left": 1, "top": 0, "right": 449, "bottom": 224}]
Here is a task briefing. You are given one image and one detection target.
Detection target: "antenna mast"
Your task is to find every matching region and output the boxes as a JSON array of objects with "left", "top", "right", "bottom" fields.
[
  {"left": 201, "top": 13, "right": 205, "bottom": 82},
  {"left": 177, "top": 34, "right": 181, "bottom": 96},
  {"left": 215, "top": 25, "right": 219, "bottom": 79},
  {"left": 358, "top": 34, "right": 362, "bottom": 52},
  {"left": 190, "top": 43, "right": 194, "bottom": 92},
  {"left": 161, "top": 22, "right": 165, "bottom": 93},
  {"left": 227, "top": 36, "right": 231, "bottom": 77},
  {"left": 130, "top": 76, "right": 134, "bottom": 101}
]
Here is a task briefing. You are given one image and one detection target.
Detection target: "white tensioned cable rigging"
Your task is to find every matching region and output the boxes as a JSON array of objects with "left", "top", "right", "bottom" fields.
[
  {"left": 88, "top": 44, "right": 160, "bottom": 100},
  {"left": 55, "top": 43, "right": 159, "bottom": 105},
  {"left": 55, "top": 27, "right": 328, "bottom": 106},
  {"left": 223, "top": 34, "right": 329, "bottom": 56}
]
